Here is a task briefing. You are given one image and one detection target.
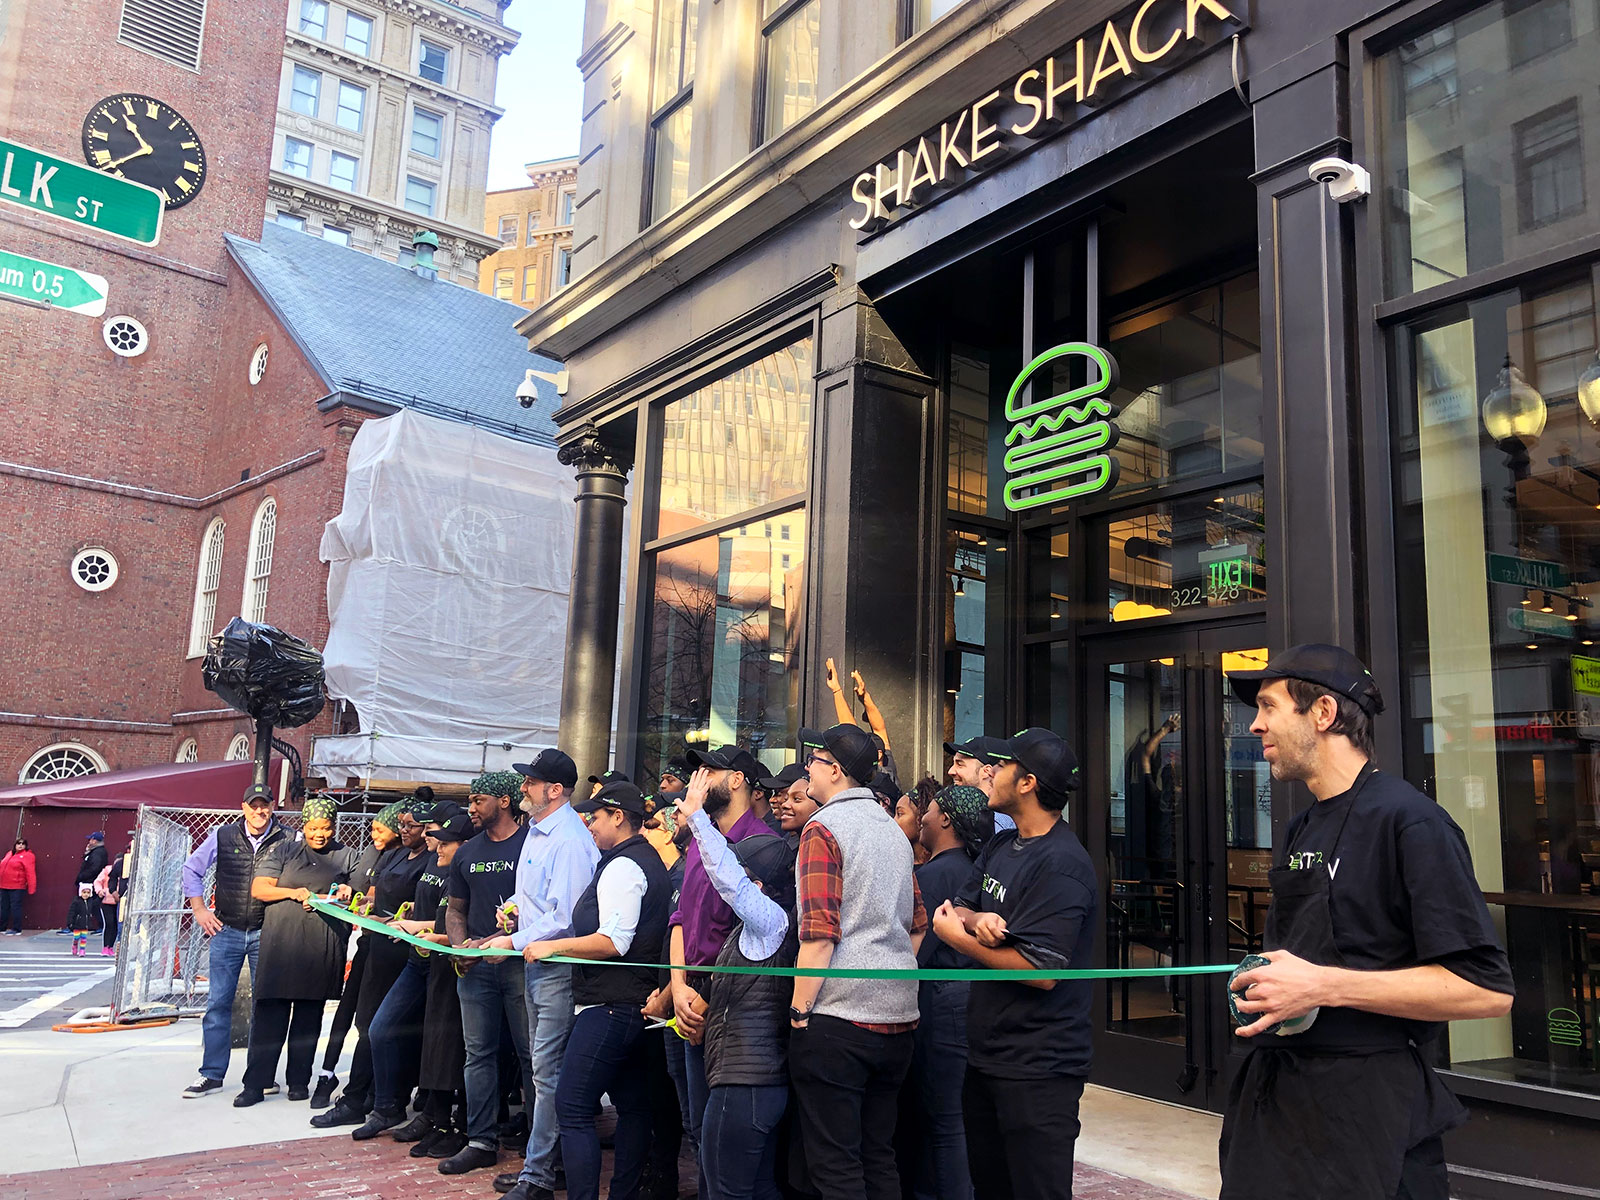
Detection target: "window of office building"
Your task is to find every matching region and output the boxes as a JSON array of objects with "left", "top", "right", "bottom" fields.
[
  {"left": 522, "top": 265, "right": 537, "bottom": 300},
  {"left": 404, "top": 176, "right": 435, "bottom": 216},
  {"left": 298, "top": 0, "right": 327, "bottom": 38},
  {"left": 343, "top": 10, "right": 372, "bottom": 55},
  {"left": 908, "top": 0, "right": 968, "bottom": 34},
  {"left": 282, "top": 137, "right": 312, "bottom": 178},
  {"left": 322, "top": 225, "right": 350, "bottom": 246},
  {"left": 335, "top": 80, "right": 365, "bottom": 131},
  {"left": 418, "top": 38, "right": 448, "bottom": 84},
  {"left": 639, "top": 335, "right": 814, "bottom": 787},
  {"left": 1378, "top": 0, "right": 1597, "bottom": 296},
  {"left": 554, "top": 248, "right": 572, "bottom": 290},
  {"left": 527, "top": 212, "right": 541, "bottom": 243},
  {"left": 560, "top": 188, "right": 575, "bottom": 226},
  {"left": 329, "top": 151, "right": 358, "bottom": 191},
  {"left": 276, "top": 212, "right": 306, "bottom": 231},
  {"left": 493, "top": 269, "right": 513, "bottom": 300},
  {"left": 412, "top": 108, "right": 443, "bottom": 158},
  {"left": 762, "top": 0, "right": 820, "bottom": 141},
  {"left": 647, "top": 0, "right": 696, "bottom": 224},
  {"left": 290, "top": 65, "right": 320, "bottom": 117},
  {"left": 499, "top": 215, "right": 517, "bottom": 244}
]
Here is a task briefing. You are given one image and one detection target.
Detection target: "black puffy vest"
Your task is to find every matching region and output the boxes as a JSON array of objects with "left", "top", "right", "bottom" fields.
[
  {"left": 704, "top": 916, "right": 799, "bottom": 1089},
  {"left": 570, "top": 835, "right": 670, "bottom": 1009},
  {"left": 213, "top": 818, "right": 287, "bottom": 932}
]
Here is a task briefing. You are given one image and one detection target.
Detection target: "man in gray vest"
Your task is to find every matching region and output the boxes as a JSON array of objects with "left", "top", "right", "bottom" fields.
[
  {"left": 180, "top": 786, "right": 288, "bottom": 1098},
  {"left": 789, "top": 724, "right": 926, "bottom": 1200}
]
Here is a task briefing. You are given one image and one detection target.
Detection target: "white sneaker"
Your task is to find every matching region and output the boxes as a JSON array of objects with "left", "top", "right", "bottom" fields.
[
  {"left": 183, "top": 1077, "right": 223, "bottom": 1099},
  {"left": 264, "top": 1083, "right": 281, "bottom": 1095}
]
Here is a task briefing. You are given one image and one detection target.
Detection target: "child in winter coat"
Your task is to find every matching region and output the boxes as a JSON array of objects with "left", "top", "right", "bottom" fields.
[{"left": 67, "top": 885, "right": 100, "bottom": 956}]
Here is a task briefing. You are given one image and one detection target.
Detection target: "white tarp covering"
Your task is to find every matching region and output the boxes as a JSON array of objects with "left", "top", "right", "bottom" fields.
[{"left": 312, "top": 408, "right": 573, "bottom": 784}]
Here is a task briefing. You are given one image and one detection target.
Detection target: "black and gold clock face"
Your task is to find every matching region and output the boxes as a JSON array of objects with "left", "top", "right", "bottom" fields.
[{"left": 81, "top": 94, "right": 207, "bottom": 209}]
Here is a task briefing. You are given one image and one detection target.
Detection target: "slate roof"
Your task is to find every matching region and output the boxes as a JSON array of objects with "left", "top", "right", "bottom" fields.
[{"left": 225, "top": 223, "right": 560, "bottom": 446}]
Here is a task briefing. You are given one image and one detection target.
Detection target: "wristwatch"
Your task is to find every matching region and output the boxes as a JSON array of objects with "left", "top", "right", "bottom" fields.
[{"left": 788, "top": 1006, "right": 812, "bottom": 1024}]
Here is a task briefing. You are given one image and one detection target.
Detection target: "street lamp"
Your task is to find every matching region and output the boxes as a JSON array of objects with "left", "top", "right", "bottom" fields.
[
  {"left": 1577, "top": 353, "right": 1600, "bottom": 428},
  {"left": 1481, "top": 355, "right": 1547, "bottom": 445}
]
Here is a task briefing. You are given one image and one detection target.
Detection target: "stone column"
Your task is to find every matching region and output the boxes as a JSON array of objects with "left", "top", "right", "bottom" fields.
[{"left": 556, "top": 423, "right": 633, "bottom": 786}]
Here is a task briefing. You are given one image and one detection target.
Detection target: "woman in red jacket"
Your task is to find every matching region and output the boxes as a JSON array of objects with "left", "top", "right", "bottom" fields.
[{"left": 1, "top": 837, "right": 38, "bottom": 935}]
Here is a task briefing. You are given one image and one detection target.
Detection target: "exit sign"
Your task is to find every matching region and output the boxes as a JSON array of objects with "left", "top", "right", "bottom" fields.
[{"left": 0, "top": 137, "right": 163, "bottom": 246}]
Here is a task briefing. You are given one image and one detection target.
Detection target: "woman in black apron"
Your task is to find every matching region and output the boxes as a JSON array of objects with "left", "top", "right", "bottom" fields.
[
  {"left": 1221, "top": 764, "right": 1464, "bottom": 1200},
  {"left": 236, "top": 796, "right": 361, "bottom": 1106}
]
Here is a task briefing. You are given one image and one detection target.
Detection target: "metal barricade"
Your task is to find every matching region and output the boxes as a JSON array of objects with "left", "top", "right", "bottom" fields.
[{"left": 112, "top": 805, "right": 375, "bottom": 1018}]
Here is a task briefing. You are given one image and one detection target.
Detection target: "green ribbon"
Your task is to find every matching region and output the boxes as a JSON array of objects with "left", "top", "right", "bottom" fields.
[{"left": 309, "top": 895, "right": 1237, "bottom": 982}]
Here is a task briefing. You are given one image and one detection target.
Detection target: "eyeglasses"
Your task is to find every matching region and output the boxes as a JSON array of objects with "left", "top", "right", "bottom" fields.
[{"left": 804, "top": 752, "right": 837, "bottom": 769}]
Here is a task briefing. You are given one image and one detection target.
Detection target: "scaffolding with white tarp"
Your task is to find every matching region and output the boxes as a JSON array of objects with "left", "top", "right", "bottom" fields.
[{"left": 311, "top": 408, "right": 574, "bottom": 785}]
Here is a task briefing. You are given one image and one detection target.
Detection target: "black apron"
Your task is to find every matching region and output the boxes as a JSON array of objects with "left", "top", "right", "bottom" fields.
[
  {"left": 255, "top": 841, "right": 359, "bottom": 1001},
  {"left": 1220, "top": 765, "right": 1463, "bottom": 1200}
]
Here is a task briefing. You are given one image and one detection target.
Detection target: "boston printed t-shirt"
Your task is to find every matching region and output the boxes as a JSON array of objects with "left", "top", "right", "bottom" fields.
[
  {"left": 408, "top": 854, "right": 447, "bottom": 964},
  {"left": 956, "top": 819, "right": 1097, "bottom": 1079},
  {"left": 447, "top": 824, "right": 529, "bottom": 941}
]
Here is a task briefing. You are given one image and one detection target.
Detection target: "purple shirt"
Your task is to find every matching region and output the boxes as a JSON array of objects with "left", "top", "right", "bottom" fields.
[{"left": 669, "top": 807, "right": 769, "bottom": 968}]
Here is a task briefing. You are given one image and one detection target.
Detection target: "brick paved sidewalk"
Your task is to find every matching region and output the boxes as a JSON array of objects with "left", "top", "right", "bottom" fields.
[{"left": 4, "top": 1136, "right": 1198, "bottom": 1199}]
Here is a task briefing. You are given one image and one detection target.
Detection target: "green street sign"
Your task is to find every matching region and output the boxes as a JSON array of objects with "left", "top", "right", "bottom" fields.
[
  {"left": 0, "top": 136, "right": 162, "bottom": 246},
  {"left": 0, "top": 249, "right": 108, "bottom": 316},
  {"left": 1507, "top": 607, "right": 1575, "bottom": 639},
  {"left": 1487, "top": 552, "right": 1568, "bottom": 590}
]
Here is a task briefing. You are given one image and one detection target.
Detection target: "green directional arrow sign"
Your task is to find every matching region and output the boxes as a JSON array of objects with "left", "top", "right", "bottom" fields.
[
  {"left": 0, "top": 249, "right": 108, "bottom": 316},
  {"left": 0, "top": 136, "right": 163, "bottom": 246}
]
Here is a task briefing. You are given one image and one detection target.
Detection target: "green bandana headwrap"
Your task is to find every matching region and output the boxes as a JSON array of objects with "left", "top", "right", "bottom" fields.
[
  {"left": 301, "top": 795, "right": 338, "bottom": 824},
  {"left": 374, "top": 801, "right": 406, "bottom": 833},
  {"left": 934, "top": 785, "right": 993, "bottom": 859},
  {"left": 470, "top": 771, "right": 523, "bottom": 801}
]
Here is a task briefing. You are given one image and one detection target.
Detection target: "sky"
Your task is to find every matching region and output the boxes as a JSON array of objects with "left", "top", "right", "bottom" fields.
[{"left": 487, "top": 0, "right": 588, "bottom": 191}]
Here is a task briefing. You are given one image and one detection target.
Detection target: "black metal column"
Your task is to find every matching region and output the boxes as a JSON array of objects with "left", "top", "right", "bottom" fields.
[{"left": 556, "top": 422, "right": 633, "bottom": 788}]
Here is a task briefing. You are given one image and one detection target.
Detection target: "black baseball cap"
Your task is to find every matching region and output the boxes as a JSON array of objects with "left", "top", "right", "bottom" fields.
[
  {"left": 573, "top": 781, "right": 649, "bottom": 817},
  {"left": 758, "top": 762, "right": 806, "bottom": 791},
  {"left": 513, "top": 748, "right": 578, "bottom": 790},
  {"left": 871, "top": 769, "right": 903, "bottom": 804},
  {"left": 798, "top": 724, "right": 878, "bottom": 784},
  {"left": 733, "top": 834, "right": 796, "bottom": 892},
  {"left": 991, "top": 727, "right": 1080, "bottom": 795},
  {"left": 587, "top": 769, "right": 632, "bottom": 786},
  {"left": 1227, "top": 644, "right": 1385, "bottom": 716},
  {"left": 425, "top": 807, "right": 474, "bottom": 843},
  {"left": 944, "top": 735, "right": 1006, "bottom": 766},
  {"left": 686, "top": 745, "right": 764, "bottom": 781}
]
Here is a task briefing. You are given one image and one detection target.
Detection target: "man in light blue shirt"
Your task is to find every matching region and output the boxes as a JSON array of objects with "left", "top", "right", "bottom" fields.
[{"left": 483, "top": 748, "right": 599, "bottom": 1200}]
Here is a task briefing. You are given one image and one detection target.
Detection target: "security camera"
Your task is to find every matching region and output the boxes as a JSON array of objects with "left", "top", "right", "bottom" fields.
[
  {"left": 516, "top": 369, "right": 540, "bottom": 409},
  {"left": 515, "top": 366, "right": 571, "bottom": 407},
  {"left": 1308, "top": 156, "right": 1371, "bottom": 204}
]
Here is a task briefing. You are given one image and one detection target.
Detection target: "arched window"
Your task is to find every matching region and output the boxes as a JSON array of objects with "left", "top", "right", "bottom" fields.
[
  {"left": 242, "top": 499, "right": 277, "bottom": 624},
  {"left": 20, "top": 742, "right": 108, "bottom": 783},
  {"left": 226, "top": 734, "right": 252, "bottom": 761},
  {"left": 175, "top": 738, "right": 199, "bottom": 763},
  {"left": 188, "top": 518, "right": 226, "bottom": 657}
]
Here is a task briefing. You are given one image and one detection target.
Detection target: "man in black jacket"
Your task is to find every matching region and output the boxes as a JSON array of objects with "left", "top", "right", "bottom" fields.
[
  {"left": 61, "top": 832, "right": 108, "bottom": 931},
  {"left": 180, "top": 788, "right": 289, "bottom": 1099}
]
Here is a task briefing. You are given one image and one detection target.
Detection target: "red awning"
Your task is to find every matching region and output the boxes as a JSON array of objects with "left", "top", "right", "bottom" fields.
[{"left": 0, "top": 759, "right": 283, "bottom": 810}]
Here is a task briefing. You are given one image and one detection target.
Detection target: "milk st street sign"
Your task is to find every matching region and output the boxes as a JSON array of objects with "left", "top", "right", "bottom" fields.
[
  {"left": 0, "top": 137, "right": 163, "bottom": 246},
  {"left": 0, "top": 249, "right": 109, "bottom": 316}
]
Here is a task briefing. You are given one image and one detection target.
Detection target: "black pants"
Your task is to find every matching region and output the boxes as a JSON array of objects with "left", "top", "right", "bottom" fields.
[
  {"left": 962, "top": 1069, "right": 1084, "bottom": 1200},
  {"left": 321, "top": 935, "right": 368, "bottom": 1072},
  {"left": 101, "top": 902, "right": 119, "bottom": 950},
  {"left": 1, "top": 888, "right": 27, "bottom": 932},
  {"left": 244, "top": 998, "right": 326, "bottom": 1091},
  {"left": 789, "top": 1015, "right": 916, "bottom": 1200},
  {"left": 343, "top": 936, "right": 409, "bottom": 1111}
]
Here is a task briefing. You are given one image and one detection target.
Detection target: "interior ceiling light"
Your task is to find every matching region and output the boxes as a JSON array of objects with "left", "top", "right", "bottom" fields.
[{"left": 1540, "top": 592, "right": 1555, "bottom": 613}]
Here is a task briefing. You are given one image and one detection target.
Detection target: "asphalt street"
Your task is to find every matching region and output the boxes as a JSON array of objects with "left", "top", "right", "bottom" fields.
[{"left": 0, "top": 931, "right": 116, "bottom": 1031}]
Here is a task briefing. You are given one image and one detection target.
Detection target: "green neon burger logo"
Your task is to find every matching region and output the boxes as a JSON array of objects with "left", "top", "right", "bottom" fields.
[{"left": 1002, "top": 342, "right": 1122, "bottom": 512}]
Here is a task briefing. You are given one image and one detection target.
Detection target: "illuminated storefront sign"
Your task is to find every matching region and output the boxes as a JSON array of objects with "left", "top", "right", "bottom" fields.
[
  {"left": 849, "top": 0, "right": 1244, "bottom": 232},
  {"left": 1002, "top": 342, "right": 1122, "bottom": 512}
]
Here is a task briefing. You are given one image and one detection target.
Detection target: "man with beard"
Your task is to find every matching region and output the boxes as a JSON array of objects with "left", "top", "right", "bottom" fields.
[
  {"left": 667, "top": 744, "right": 769, "bottom": 1194},
  {"left": 945, "top": 738, "right": 1015, "bottom": 833},
  {"left": 1220, "top": 646, "right": 1512, "bottom": 1200}
]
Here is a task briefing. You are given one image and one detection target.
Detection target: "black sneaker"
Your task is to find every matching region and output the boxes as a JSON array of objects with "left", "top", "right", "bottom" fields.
[
  {"left": 426, "top": 1130, "right": 468, "bottom": 1159},
  {"left": 351, "top": 1110, "right": 405, "bottom": 1141},
  {"left": 182, "top": 1077, "right": 223, "bottom": 1099},
  {"left": 502, "top": 1185, "right": 553, "bottom": 1200},
  {"left": 287, "top": 1086, "right": 310, "bottom": 1101},
  {"left": 493, "top": 1173, "right": 521, "bottom": 1193},
  {"left": 438, "top": 1144, "right": 499, "bottom": 1175},
  {"left": 233, "top": 1088, "right": 265, "bottom": 1108},
  {"left": 390, "top": 1113, "right": 434, "bottom": 1142},
  {"left": 409, "top": 1127, "right": 446, "bottom": 1158},
  {"left": 309, "top": 1101, "right": 365, "bottom": 1129},
  {"left": 310, "top": 1075, "right": 338, "bottom": 1110}
]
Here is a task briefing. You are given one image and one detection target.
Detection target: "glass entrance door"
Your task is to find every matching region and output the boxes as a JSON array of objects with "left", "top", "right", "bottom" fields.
[{"left": 1083, "top": 624, "right": 1268, "bottom": 1110}]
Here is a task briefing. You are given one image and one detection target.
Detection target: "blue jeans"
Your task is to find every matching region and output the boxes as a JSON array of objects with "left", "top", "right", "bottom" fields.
[
  {"left": 370, "top": 957, "right": 428, "bottom": 1112},
  {"left": 518, "top": 961, "right": 575, "bottom": 1188},
  {"left": 200, "top": 925, "right": 260, "bottom": 1082},
  {"left": 556, "top": 1005, "right": 655, "bottom": 1200},
  {"left": 457, "top": 956, "right": 532, "bottom": 1149},
  {"left": 702, "top": 1084, "right": 788, "bottom": 1200},
  {"left": 912, "top": 983, "right": 974, "bottom": 1200},
  {"left": 686, "top": 1039, "right": 710, "bottom": 1197},
  {"left": 664, "top": 1029, "right": 693, "bottom": 1143}
]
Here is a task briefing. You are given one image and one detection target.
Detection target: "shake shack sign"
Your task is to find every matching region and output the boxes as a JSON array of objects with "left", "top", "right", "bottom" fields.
[{"left": 848, "top": 0, "right": 1244, "bottom": 232}]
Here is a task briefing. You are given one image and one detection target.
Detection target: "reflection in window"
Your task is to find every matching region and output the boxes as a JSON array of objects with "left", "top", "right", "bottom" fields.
[
  {"left": 1106, "top": 485, "right": 1267, "bottom": 622},
  {"left": 911, "top": 0, "right": 968, "bottom": 33},
  {"left": 651, "top": 100, "right": 693, "bottom": 223},
  {"left": 1105, "top": 273, "right": 1263, "bottom": 494},
  {"left": 494, "top": 269, "right": 513, "bottom": 300},
  {"left": 657, "top": 338, "right": 813, "bottom": 533},
  {"left": 763, "top": 0, "right": 821, "bottom": 142},
  {"left": 1392, "top": 273, "right": 1600, "bottom": 1097},
  {"left": 1515, "top": 101, "right": 1585, "bottom": 232},
  {"left": 329, "top": 151, "right": 358, "bottom": 191},
  {"left": 290, "top": 66, "right": 320, "bottom": 117},
  {"left": 947, "top": 348, "right": 994, "bottom": 515},
  {"left": 945, "top": 528, "right": 1007, "bottom": 744},
  {"left": 647, "top": 0, "right": 697, "bottom": 224},
  {"left": 1505, "top": 0, "right": 1570, "bottom": 66},
  {"left": 282, "top": 137, "right": 313, "bottom": 178},
  {"left": 1396, "top": 26, "right": 1456, "bottom": 111},
  {"left": 639, "top": 515, "right": 804, "bottom": 789}
]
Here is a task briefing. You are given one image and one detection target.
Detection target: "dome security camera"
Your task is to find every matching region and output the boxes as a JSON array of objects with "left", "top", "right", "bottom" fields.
[{"left": 1308, "top": 156, "right": 1371, "bottom": 204}]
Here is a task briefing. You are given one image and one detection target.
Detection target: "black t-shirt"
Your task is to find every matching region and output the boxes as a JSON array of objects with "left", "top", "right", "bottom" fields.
[
  {"left": 373, "top": 847, "right": 430, "bottom": 919},
  {"left": 447, "top": 825, "right": 528, "bottom": 941},
  {"left": 955, "top": 820, "right": 1097, "bottom": 1079},
  {"left": 410, "top": 853, "right": 449, "bottom": 965},
  {"left": 353, "top": 844, "right": 387, "bottom": 894},
  {"left": 917, "top": 848, "right": 979, "bottom": 971},
  {"left": 1269, "top": 768, "right": 1513, "bottom": 1051}
]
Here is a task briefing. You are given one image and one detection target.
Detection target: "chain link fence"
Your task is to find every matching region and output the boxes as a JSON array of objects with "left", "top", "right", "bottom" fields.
[{"left": 112, "top": 805, "right": 375, "bottom": 1019}]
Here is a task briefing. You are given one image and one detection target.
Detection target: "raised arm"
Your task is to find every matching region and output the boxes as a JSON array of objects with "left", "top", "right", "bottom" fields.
[
  {"left": 826, "top": 658, "right": 855, "bottom": 726},
  {"left": 686, "top": 809, "right": 788, "bottom": 955},
  {"left": 852, "top": 671, "right": 890, "bottom": 749}
]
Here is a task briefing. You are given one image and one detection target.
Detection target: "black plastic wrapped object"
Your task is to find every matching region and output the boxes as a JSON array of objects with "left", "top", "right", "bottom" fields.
[{"left": 202, "top": 617, "right": 327, "bottom": 729}]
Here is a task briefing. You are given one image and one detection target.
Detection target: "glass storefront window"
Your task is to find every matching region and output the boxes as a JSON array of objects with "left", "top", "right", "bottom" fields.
[
  {"left": 1393, "top": 270, "right": 1600, "bottom": 1094},
  {"left": 657, "top": 338, "right": 813, "bottom": 535},
  {"left": 1377, "top": 0, "right": 1599, "bottom": 297},
  {"left": 1105, "top": 274, "right": 1263, "bottom": 495},
  {"left": 945, "top": 527, "right": 1008, "bottom": 743},
  {"left": 1027, "top": 525, "right": 1069, "bottom": 633},
  {"left": 639, "top": 512, "right": 805, "bottom": 788},
  {"left": 1104, "top": 483, "right": 1267, "bottom": 622}
]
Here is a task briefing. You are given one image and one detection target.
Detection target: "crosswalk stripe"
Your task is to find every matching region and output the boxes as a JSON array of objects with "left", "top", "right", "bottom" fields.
[{"left": 0, "top": 967, "right": 114, "bottom": 1028}]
